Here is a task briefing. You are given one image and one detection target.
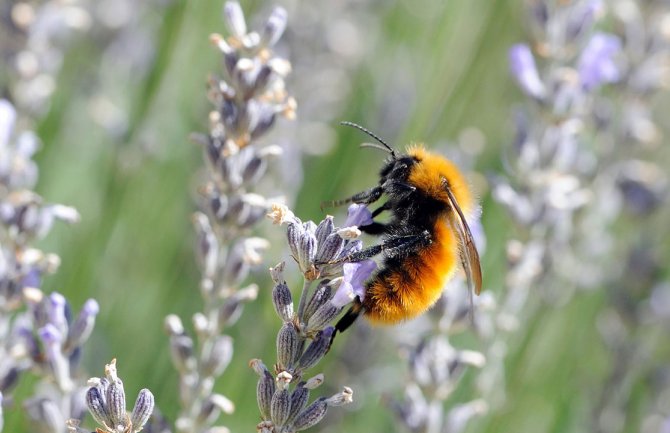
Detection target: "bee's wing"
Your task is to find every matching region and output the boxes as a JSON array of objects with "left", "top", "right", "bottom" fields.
[{"left": 444, "top": 186, "right": 483, "bottom": 296}]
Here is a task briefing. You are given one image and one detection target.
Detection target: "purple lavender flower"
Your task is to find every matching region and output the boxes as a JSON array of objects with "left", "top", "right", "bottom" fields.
[
  {"left": 578, "top": 32, "right": 622, "bottom": 90},
  {"left": 509, "top": 44, "right": 546, "bottom": 99},
  {"left": 344, "top": 203, "right": 373, "bottom": 227},
  {"left": 331, "top": 260, "right": 377, "bottom": 307}
]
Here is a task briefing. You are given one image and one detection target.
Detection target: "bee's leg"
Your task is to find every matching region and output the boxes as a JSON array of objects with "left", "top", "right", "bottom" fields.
[
  {"left": 354, "top": 203, "right": 392, "bottom": 234},
  {"left": 330, "top": 230, "right": 431, "bottom": 263},
  {"left": 382, "top": 180, "right": 416, "bottom": 196},
  {"left": 358, "top": 221, "right": 389, "bottom": 235},
  {"left": 320, "top": 186, "right": 383, "bottom": 209},
  {"left": 327, "top": 301, "right": 363, "bottom": 352},
  {"left": 370, "top": 201, "right": 391, "bottom": 218}
]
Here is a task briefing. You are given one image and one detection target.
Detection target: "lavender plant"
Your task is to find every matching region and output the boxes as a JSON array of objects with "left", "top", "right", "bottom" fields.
[
  {"left": 583, "top": 1, "right": 670, "bottom": 431},
  {"left": 0, "top": 0, "right": 91, "bottom": 115},
  {"left": 490, "top": 0, "right": 669, "bottom": 425},
  {"left": 164, "top": 3, "right": 296, "bottom": 432},
  {"left": 252, "top": 203, "right": 375, "bottom": 432},
  {"left": 476, "top": 0, "right": 626, "bottom": 410},
  {"left": 0, "top": 98, "right": 100, "bottom": 432}
]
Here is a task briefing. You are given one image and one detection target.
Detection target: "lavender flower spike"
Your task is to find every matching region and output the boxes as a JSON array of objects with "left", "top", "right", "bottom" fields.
[
  {"left": 578, "top": 32, "right": 622, "bottom": 90},
  {"left": 509, "top": 44, "right": 546, "bottom": 99}
]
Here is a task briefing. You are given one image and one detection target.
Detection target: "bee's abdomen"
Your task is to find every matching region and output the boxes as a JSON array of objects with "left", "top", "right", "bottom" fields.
[{"left": 363, "top": 221, "right": 457, "bottom": 324}]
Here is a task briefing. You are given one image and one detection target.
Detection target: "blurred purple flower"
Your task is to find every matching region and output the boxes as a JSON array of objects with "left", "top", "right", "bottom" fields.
[
  {"left": 0, "top": 99, "right": 17, "bottom": 148},
  {"left": 38, "top": 323, "right": 63, "bottom": 346},
  {"left": 331, "top": 260, "right": 376, "bottom": 307},
  {"left": 578, "top": 32, "right": 622, "bottom": 90},
  {"left": 344, "top": 203, "right": 373, "bottom": 227},
  {"left": 468, "top": 215, "right": 486, "bottom": 255},
  {"left": 509, "top": 44, "right": 546, "bottom": 99}
]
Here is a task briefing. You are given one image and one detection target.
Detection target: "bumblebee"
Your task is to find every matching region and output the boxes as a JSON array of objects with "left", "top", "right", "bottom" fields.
[{"left": 325, "top": 122, "right": 483, "bottom": 336}]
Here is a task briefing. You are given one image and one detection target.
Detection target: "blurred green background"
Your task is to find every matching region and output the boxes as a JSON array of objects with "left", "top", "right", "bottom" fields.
[{"left": 3, "top": 0, "right": 666, "bottom": 432}]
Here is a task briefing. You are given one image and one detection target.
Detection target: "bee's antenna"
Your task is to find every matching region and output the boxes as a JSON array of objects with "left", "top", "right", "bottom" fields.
[{"left": 340, "top": 121, "right": 397, "bottom": 158}]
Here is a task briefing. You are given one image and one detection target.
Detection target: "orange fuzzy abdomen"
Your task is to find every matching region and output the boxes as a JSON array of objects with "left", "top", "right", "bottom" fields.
[{"left": 363, "top": 219, "right": 458, "bottom": 324}]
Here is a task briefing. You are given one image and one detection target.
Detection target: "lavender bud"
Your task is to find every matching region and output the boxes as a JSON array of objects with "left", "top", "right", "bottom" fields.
[
  {"left": 297, "top": 222, "right": 317, "bottom": 270},
  {"left": 223, "top": 1, "right": 247, "bottom": 38},
  {"left": 270, "top": 387, "right": 291, "bottom": 427},
  {"left": 272, "top": 281, "right": 294, "bottom": 322},
  {"left": 203, "top": 335, "right": 233, "bottom": 377},
  {"left": 276, "top": 322, "right": 301, "bottom": 369},
  {"left": 193, "top": 313, "right": 210, "bottom": 335},
  {"left": 237, "top": 194, "right": 269, "bottom": 228},
  {"left": 270, "top": 261, "right": 285, "bottom": 283},
  {"left": 222, "top": 243, "right": 250, "bottom": 286},
  {"left": 314, "top": 216, "right": 335, "bottom": 245},
  {"left": 65, "top": 298, "right": 99, "bottom": 350},
  {"left": 196, "top": 398, "right": 218, "bottom": 425},
  {"left": 50, "top": 204, "right": 80, "bottom": 224},
  {"left": 86, "top": 386, "right": 112, "bottom": 427},
  {"left": 218, "top": 297, "right": 244, "bottom": 326},
  {"left": 249, "top": 358, "right": 268, "bottom": 376},
  {"left": 302, "top": 281, "right": 332, "bottom": 323},
  {"left": 286, "top": 222, "right": 302, "bottom": 260},
  {"left": 193, "top": 212, "right": 219, "bottom": 279},
  {"left": 261, "top": 6, "right": 287, "bottom": 47},
  {"left": 509, "top": 44, "right": 546, "bottom": 99},
  {"left": 164, "top": 314, "right": 185, "bottom": 336},
  {"left": 326, "top": 386, "right": 353, "bottom": 406},
  {"left": 256, "top": 369, "right": 275, "bottom": 420},
  {"left": 292, "top": 397, "right": 328, "bottom": 431},
  {"left": 169, "top": 335, "right": 196, "bottom": 373},
  {"left": 210, "top": 393, "right": 235, "bottom": 415},
  {"left": 223, "top": 50, "right": 240, "bottom": 78},
  {"left": 287, "top": 382, "right": 309, "bottom": 425},
  {"left": 47, "top": 292, "right": 68, "bottom": 335},
  {"left": 304, "top": 374, "right": 324, "bottom": 390},
  {"left": 297, "top": 327, "right": 334, "bottom": 370},
  {"left": 106, "top": 379, "right": 126, "bottom": 426},
  {"left": 306, "top": 302, "right": 342, "bottom": 332},
  {"left": 0, "top": 367, "right": 20, "bottom": 393},
  {"left": 241, "top": 153, "right": 267, "bottom": 184},
  {"left": 130, "top": 389, "right": 155, "bottom": 432},
  {"left": 97, "top": 377, "right": 111, "bottom": 396},
  {"left": 250, "top": 106, "right": 276, "bottom": 140},
  {"left": 314, "top": 233, "right": 344, "bottom": 263},
  {"left": 252, "top": 65, "right": 273, "bottom": 94}
]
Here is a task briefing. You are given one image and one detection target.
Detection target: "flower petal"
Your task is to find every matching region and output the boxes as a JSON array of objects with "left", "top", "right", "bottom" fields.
[{"left": 344, "top": 204, "right": 373, "bottom": 227}]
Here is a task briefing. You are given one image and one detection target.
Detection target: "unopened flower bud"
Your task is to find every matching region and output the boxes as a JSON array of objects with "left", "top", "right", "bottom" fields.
[{"left": 292, "top": 397, "right": 328, "bottom": 431}]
